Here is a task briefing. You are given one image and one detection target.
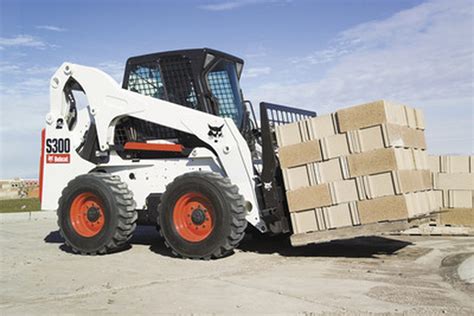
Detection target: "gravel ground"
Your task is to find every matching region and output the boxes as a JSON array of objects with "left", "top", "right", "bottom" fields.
[{"left": 0, "top": 214, "right": 473, "bottom": 315}]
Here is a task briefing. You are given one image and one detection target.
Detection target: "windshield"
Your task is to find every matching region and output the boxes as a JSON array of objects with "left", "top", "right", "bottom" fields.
[{"left": 206, "top": 60, "right": 244, "bottom": 128}]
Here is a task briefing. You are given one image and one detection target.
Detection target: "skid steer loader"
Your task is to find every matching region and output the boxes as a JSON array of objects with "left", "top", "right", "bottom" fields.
[{"left": 40, "top": 48, "right": 318, "bottom": 259}]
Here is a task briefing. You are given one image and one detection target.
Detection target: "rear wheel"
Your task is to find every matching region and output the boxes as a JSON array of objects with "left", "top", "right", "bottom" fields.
[
  {"left": 57, "top": 173, "right": 137, "bottom": 255},
  {"left": 158, "top": 172, "right": 247, "bottom": 259}
]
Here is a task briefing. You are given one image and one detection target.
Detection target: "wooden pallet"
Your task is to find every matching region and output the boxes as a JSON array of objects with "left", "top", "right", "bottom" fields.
[
  {"left": 387, "top": 223, "right": 474, "bottom": 237},
  {"left": 290, "top": 217, "right": 430, "bottom": 247}
]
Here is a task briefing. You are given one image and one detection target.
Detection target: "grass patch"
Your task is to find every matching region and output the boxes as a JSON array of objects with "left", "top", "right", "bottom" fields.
[{"left": 0, "top": 198, "right": 41, "bottom": 213}]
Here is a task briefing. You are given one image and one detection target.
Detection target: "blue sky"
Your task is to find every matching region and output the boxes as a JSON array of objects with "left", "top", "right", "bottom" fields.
[{"left": 0, "top": 0, "right": 472, "bottom": 178}]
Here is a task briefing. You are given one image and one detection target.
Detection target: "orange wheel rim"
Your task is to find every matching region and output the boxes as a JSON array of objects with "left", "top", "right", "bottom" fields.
[
  {"left": 173, "top": 192, "right": 214, "bottom": 242},
  {"left": 70, "top": 192, "right": 105, "bottom": 237}
]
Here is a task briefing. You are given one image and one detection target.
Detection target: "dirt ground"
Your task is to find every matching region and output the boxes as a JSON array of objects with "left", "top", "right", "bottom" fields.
[{"left": 0, "top": 215, "right": 473, "bottom": 315}]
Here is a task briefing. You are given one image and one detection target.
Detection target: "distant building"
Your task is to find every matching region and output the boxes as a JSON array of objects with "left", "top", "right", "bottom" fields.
[{"left": 0, "top": 178, "right": 39, "bottom": 200}]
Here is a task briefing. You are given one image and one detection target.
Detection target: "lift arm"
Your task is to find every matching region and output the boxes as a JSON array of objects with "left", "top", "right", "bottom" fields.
[{"left": 47, "top": 63, "right": 267, "bottom": 232}]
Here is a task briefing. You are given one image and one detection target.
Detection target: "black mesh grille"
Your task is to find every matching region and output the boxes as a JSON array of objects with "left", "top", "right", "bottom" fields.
[
  {"left": 264, "top": 103, "right": 316, "bottom": 129},
  {"left": 127, "top": 63, "right": 166, "bottom": 99},
  {"left": 208, "top": 70, "right": 238, "bottom": 123},
  {"left": 119, "top": 56, "right": 201, "bottom": 143},
  {"left": 159, "top": 56, "right": 198, "bottom": 109}
]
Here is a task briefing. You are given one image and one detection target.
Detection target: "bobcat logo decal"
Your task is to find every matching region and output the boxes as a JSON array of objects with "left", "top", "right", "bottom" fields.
[{"left": 208, "top": 124, "right": 224, "bottom": 139}]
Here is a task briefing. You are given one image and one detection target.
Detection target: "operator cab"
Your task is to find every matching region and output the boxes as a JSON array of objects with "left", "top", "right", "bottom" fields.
[{"left": 114, "top": 48, "right": 250, "bottom": 158}]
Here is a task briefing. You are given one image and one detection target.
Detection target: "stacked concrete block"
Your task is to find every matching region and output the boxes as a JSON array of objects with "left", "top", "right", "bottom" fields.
[
  {"left": 429, "top": 155, "right": 474, "bottom": 226},
  {"left": 277, "top": 100, "right": 436, "bottom": 235}
]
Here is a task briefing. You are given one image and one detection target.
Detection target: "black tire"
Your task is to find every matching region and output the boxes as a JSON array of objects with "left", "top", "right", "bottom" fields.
[
  {"left": 57, "top": 173, "right": 137, "bottom": 255},
  {"left": 158, "top": 171, "right": 247, "bottom": 259}
]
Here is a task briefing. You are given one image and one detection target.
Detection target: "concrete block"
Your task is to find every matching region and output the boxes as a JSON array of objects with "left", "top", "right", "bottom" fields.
[
  {"left": 320, "top": 134, "right": 350, "bottom": 160},
  {"left": 279, "top": 140, "right": 322, "bottom": 168},
  {"left": 432, "top": 190, "right": 444, "bottom": 209},
  {"left": 441, "top": 156, "right": 470, "bottom": 173},
  {"left": 354, "top": 177, "right": 366, "bottom": 200},
  {"left": 347, "top": 148, "right": 414, "bottom": 177},
  {"left": 329, "top": 179, "right": 359, "bottom": 204},
  {"left": 315, "top": 208, "right": 327, "bottom": 230},
  {"left": 357, "top": 195, "right": 410, "bottom": 224},
  {"left": 404, "top": 106, "right": 417, "bottom": 129},
  {"left": 306, "top": 163, "right": 318, "bottom": 187},
  {"left": 323, "top": 202, "right": 358, "bottom": 228},
  {"left": 357, "top": 125, "right": 385, "bottom": 152},
  {"left": 306, "top": 114, "right": 337, "bottom": 139},
  {"left": 362, "top": 172, "right": 396, "bottom": 199},
  {"left": 447, "top": 190, "right": 473, "bottom": 208},
  {"left": 283, "top": 165, "right": 310, "bottom": 191},
  {"left": 428, "top": 190, "right": 442, "bottom": 211},
  {"left": 314, "top": 158, "right": 344, "bottom": 183},
  {"left": 470, "top": 156, "right": 474, "bottom": 173},
  {"left": 290, "top": 210, "right": 318, "bottom": 234},
  {"left": 412, "top": 149, "right": 426, "bottom": 170},
  {"left": 336, "top": 100, "right": 408, "bottom": 133},
  {"left": 428, "top": 155, "right": 441, "bottom": 173},
  {"left": 393, "top": 170, "right": 432, "bottom": 194},
  {"left": 434, "top": 173, "right": 474, "bottom": 190},
  {"left": 347, "top": 130, "right": 361, "bottom": 154},
  {"left": 276, "top": 121, "right": 301, "bottom": 147},
  {"left": 437, "top": 208, "right": 474, "bottom": 227},
  {"left": 360, "top": 170, "right": 433, "bottom": 198},
  {"left": 287, "top": 184, "right": 332, "bottom": 212},
  {"left": 349, "top": 124, "right": 427, "bottom": 153},
  {"left": 414, "top": 108, "right": 425, "bottom": 130}
]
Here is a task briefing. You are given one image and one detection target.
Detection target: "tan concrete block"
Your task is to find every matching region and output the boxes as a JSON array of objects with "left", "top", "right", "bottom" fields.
[
  {"left": 283, "top": 165, "right": 310, "bottom": 191},
  {"left": 347, "top": 130, "right": 361, "bottom": 154},
  {"left": 393, "top": 170, "right": 432, "bottom": 193},
  {"left": 347, "top": 148, "right": 413, "bottom": 177},
  {"left": 315, "top": 208, "right": 327, "bottom": 230},
  {"left": 306, "top": 163, "right": 318, "bottom": 186},
  {"left": 279, "top": 140, "right": 322, "bottom": 168},
  {"left": 404, "top": 106, "right": 417, "bottom": 129},
  {"left": 387, "top": 102, "right": 409, "bottom": 127},
  {"left": 432, "top": 190, "right": 444, "bottom": 209},
  {"left": 437, "top": 208, "right": 474, "bottom": 227},
  {"left": 306, "top": 114, "right": 337, "bottom": 139},
  {"left": 287, "top": 184, "right": 332, "bottom": 212},
  {"left": 315, "top": 158, "right": 344, "bottom": 183},
  {"left": 435, "top": 173, "right": 474, "bottom": 190},
  {"left": 276, "top": 121, "right": 301, "bottom": 147},
  {"left": 447, "top": 190, "right": 473, "bottom": 208},
  {"left": 362, "top": 172, "right": 396, "bottom": 199},
  {"left": 428, "top": 155, "right": 441, "bottom": 173},
  {"left": 396, "top": 148, "right": 416, "bottom": 170},
  {"left": 428, "top": 190, "right": 441, "bottom": 211},
  {"left": 414, "top": 108, "right": 425, "bottom": 130},
  {"left": 405, "top": 193, "right": 421, "bottom": 218},
  {"left": 470, "top": 156, "right": 474, "bottom": 173},
  {"left": 290, "top": 210, "right": 318, "bottom": 234},
  {"left": 320, "top": 134, "right": 350, "bottom": 160},
  {"left": 358, "top": 125, "right": 385, "bottom": 152},
  {"left": 355, "top": 177, "right": 366, "bottom": 200},
  {"left": 357, "top": 195, "right": 409, "bottom": 224},
  {"left": 388, "top": 125, "right": 427, "bottom": 149},
  {"left": 329, "top": 179, "right": 359, "bottom": 204},
  {"left": 323, "top": 202, "right": 357, "bottom": 228},
  {"left": 336, "top": 100, "right": 408, "bottom": 133},
  {"left": 441, "top": 156, "right": 470, "bottom": 173}
]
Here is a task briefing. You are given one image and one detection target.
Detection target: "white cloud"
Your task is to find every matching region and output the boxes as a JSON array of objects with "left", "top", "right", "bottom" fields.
[
  {"left": 0, "top": 35, "right": 47, "bottom": 49},
  {"left": 246, "top": 0, "right": 473, "bottom": 154},
  {"left": 35, "top": 25, "right": 67, "bottom": 32},
  {"left": 244, "top": 66, "right": 272, "bottom": 78},
  {"left": 199, "top": 0, "right": 289, "bottom": 11}
]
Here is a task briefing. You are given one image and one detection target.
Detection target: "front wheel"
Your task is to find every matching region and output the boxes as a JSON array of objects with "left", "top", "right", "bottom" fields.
[
  {"left": 158, "top": 172, "right": 247, "bottom": 259},
  {"left": 57, "top": 173, "right": 137, "bottom": 255}
]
